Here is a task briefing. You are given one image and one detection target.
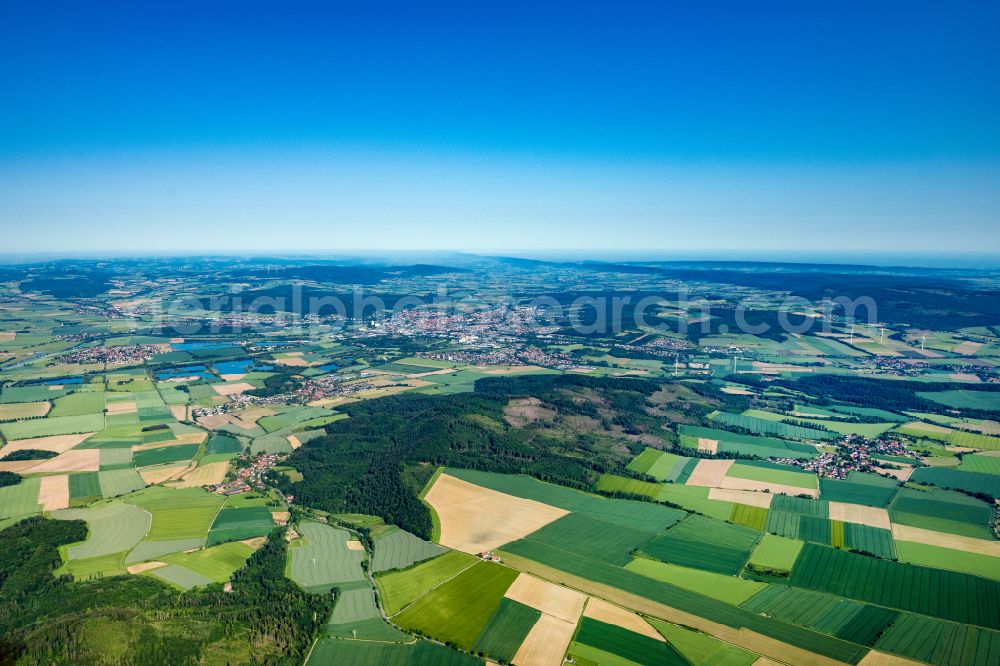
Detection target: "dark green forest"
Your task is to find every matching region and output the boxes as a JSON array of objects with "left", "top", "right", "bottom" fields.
[
  {"left": 0, "top": 519, "right": 332, "bottom": 665},
  {"left": 273, "top": 374, "right": 672, "bottom": 539}
]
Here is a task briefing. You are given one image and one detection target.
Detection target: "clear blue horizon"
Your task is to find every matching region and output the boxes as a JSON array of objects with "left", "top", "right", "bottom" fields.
[{"left": 1, "top": 1, "right": 997, "bottom": 253}]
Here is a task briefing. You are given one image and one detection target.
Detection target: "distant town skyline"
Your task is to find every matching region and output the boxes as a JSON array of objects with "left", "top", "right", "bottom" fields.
[{"left": 1, "top": 1, "right": 997, "bottom": 253}]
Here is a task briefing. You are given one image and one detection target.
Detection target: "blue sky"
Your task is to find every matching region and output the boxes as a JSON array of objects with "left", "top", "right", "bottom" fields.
[{"left": 0, "top": 0, "right": 997, "bottom": 254}]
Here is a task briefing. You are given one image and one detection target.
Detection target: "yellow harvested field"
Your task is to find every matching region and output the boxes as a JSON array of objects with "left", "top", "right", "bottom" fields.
[
  {"left": 697, "top": 437, "right": 719, "bottom": 454},
  {"left": 0, "top": 401, "right": 51, "bottom": 419},
  {"left": 708, "top": 487, "right": 774, "bottom": 508},
  {"left": 505, "top": 573, "right": 586, "bottom": 623},
  {"left": 212, "top": 382, "right": 257, "bottom": 396},
  {"left": 753, "top": 659, "right": 786, "bottom": 666},
  {"left": 219, "top": 373, "right": 246, "bottom": 381},
  {"left": 408, "top": 367, "right": 458, "bottom": 378},
  {"left": 168, "top": 405, "right": 189, "bottom": 421},
  {"left": 127, "top": 561, "right": 167, "bottom": 574},
  {"left": 38, "top": 474, "right": 70, "bottom": 511},
  {"left": 0, "top": 331, "right": 15, "bottom": 342},
  {"left": 478, "top": 365, "right": 548, "bottom": 375},
  {"left": 424, "top": 473, "right": 568, "bottom": 553},
  {"left": 48, "top": 385, "right": 64, "bottom": 390},
  {"left": 240, "top": 537, "right": 267, "bottom": 549},
  {"left": 953, "top": 341, "right": 984, "bottom": 355},
  {"left": 272, "top": 511, "right": 290, "bottom": 525},
  {"left": 346, "top": 540, "right": 365, "bottom": 551},
  {"left": 828, "top": 502, "right": 891, "bottom": 529},
  {"left": 685, "top": 459, "right": 734, "bottom": 487},
  {"left": 719, "top": 386, "right": 754, "bottom": 395},
  {"left": 0, "top": 460, "right": 44, "bottom": 472},
  {"left": 1, "top": 432, "right": 95, "bottom": 456},
  {"left": 949, "top": 373, "right": 980, "bottom": 382},
  {"left": 874, "top": 466, "right": 913, "bottom": 481},
  {"left": 752, "top": 362, "right": 813, "bottom": 374},
  {"left": 513, "top": 613, "right": 577, "bottom": 666},
  {"left": 498, "top": 551, "right": 849, "bottom": 666},
  {"left": 286, "top": 435, "right": 302, "bottom": 449},
  {"left": 857, "top": 650, "right": 927, "bottom": 666},
  {"left": 892, "top": 525, "right": 1000, "bottom": 557},
  {"left": 173, "top": 461, "right": 229, "bottom": 488},
  {"left": 718, "top": 476, "right": 820, "bottom": 498},
  {"left": 105, "top": 401, "right": 137, "bottom": 414},
  {"left": 140, "top": 464, "right": 189, "bottom": 484},
  {"left": 903, "top": 420, "right": 952, "bottom": 435},
  {"left": 27, "top": 449, "right": 100, "bottom": 473},
  {"left": 583, "top": 597, "right": 663, "bottom": 641},
  {"left": 274, "top": 357, "right": 309, "bottom": 367}
]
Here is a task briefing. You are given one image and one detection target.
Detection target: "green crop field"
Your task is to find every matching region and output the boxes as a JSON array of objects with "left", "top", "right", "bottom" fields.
[
  {"left": 53, "top": 502, "right": 150, "bottom": 559},
  {"left": 889, "top": 487, "right": 994, "bottom": 539},
  {"left": 910, "top": 467, "right": 1000, "bottom": 497},
  {"left": 789, "top": 543, "right": 1000, "bottom": 630},
  {"left": 895, "top": 540, "right": 1000, "bottom": 581},
  {"left": 394, "top": 561, "right": 519, "bottom": 649},
  {"left": 98, "top": 469, "right": 146, "bottom": 497},
  {"left": 207, "top": 505, "right": 273, "bottom": 545},
  {"left": 305, "top": 639, "right": 482, "bottom": 666},
  {"left": 257, "top": 406, "right": 334, "bottom": 433},
  {"left": 206, "top": 433, "right": 243, "bottom": 454},
  {"left": 957, "top": 453, "right": 1000, "bottom": 475},
  {"left": 133, "top": 443, "right": 199, "bottom": 467},
  {"left": 649, "top": 619, "right": 758, "bottom": 666},
  {"left": 127, "top": 486, "right": 225, "bottom": 540},
  {"left": 843, "top": 523, "right": 894, "bottom": 558},
  {"left": 917, "top": 389, "right": 1000, "bottom": 411},
  {"left": 471, "top": 597, "right": 539, "bottom": 663},
  {"left": 747, "top": 533, "right": 804, "bottom": 573},
  {"left": 371, "top": 526, "right": 446, "bottom": 573},
  {"left": 741, "top": 586, "right": 898, "bottom": 646},
  {"left": 627, "top": 447, "right": 691, "bottom": 480},
  {"left": 625, "top": 558, "right": 766, "bottom": 604},
  {"left": 679, "top": 425, "right": 819, "bottom": 459},
  {"left": 710, "top": 411, "right": 838, "bottom": 440},
  {"left": 99, "top": 445, "right": 134, "bottom": 469},
  {"left": 658, "top": 483, "right": 734, "bottom": 520},
  {"left": 376, "top": 550, "right": 477, "bottom": 615},
  {"left": 515, "top": 512, "right": 661, "bottom": 565},
  {"left": 287, "top": 521, "right": 366, "bottom": 592},
  {"left": 326, "top": 587, "right": 378, "bottom": 625},
  {"left": 875, "top": 612, "right": 1000, "bottom": 666},
  {"left": 638, "top": 514, "right": 760, "bottom": 575},
  {"left": 159, "top": 541, "right": 254, "bottom": 582},
  {"left": 60, "top": 551, "right": 128, "bottom": 580},
  {"left": 771, "top": 494, "right": 829, "bottom": 517},
  {"left": 730, "top": 503, "right": 768, "bottom": 530},
  {"left": 727, "top": 460, "right": 818, "bottom": 489},
  {"left": 595, "top": 473, "right": 663, "bottom": 500},
  {"left": 68, "top": 471, "right": 102, "bottom": 501},
  {"left": 819, "top": 474, "right": 899, "bottom": 507},
  {"left": 124, "top": 537, "right": 206, "bottom": 564},
  {"left": 572, "top": 617, "right": 688, "bottom": 666},
  {"left": 49, "top": 391, "right": 106, "bottom": 417},
  {"left": 627, "top": 447, "right": 664, "bottom": 474},
  {"left": 0, "top": 413, "right": 105, "bottom": 440},
  {"left": 0, "top": 477, "right": 41, "bottom": 519},
  {"left": 147, "top": 563, "right": 214, "bottom": 590}
]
